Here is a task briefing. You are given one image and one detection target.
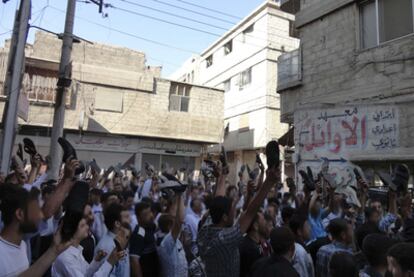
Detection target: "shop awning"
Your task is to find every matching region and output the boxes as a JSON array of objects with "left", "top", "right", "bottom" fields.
[{"left": 278, "top": 126, "right": 294, "bottom": 147}]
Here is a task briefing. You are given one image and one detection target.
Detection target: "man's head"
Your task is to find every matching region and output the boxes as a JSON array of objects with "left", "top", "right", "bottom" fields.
[
  {"left": 158, "top": 213, "right": 174, "bottom": 234},
  {"left": 122, "top": 191, "right": 135, "bottom": 210},
  {"left": 190, "top": 198, "right": 203, "bottom": 215},
  {"left": 248, "top": 212, "right": 271, "bottom": 240},
  {"left": 327, "top": 218, "right": 353, "bottom": 245},
  {"left": 362, "top": 234, "right": 395, "bottom": 269},
  {"left": 209, "top": 196, "right": 235, "bottom": 227},
  {"left": 0, "top": 184, "right": 42, "bottom": 234},
  {"left": 281, "top": 206, "right": 296, "bottom": 226},
  {"left": 310, "top": 198, "right": 322, "bottom": 218},
  {"left": 90, "top": 188, "right": 102, "bottom": 205},
  {"left": 83, "top": 203, "right": 94, "bottom": 227},
  {"left": 329, "top": 252, "right": 358, "bottom": 277},
  {"left": 370, "top": 200, "right": 383, "bottom": 215},
  {"left": 289, "top": 214, "right": 311, "bottom": 242},
  {"left": 269, "top": 227, "right": 295, "bottom": 261},
  {"left": 41, "top": 184, "right": 56, "bottom": 203},
  {"left": 101, "top": 191, "right": 120, "bottom": 210},
  {"left": 135, "top": 202, "right": 154, "bottom": 228},
  {"left": 226, "top": 185, "right": 238, "bottom": 199},
  {"left": 61, "top": 211, "right": 88, "bottom": 243},
  {"left": 113, "top": 179, "right": 123, "bottom": 193},
  {"left": 387, "top": 243, "right": 414, "bottom": 277},
  {"left": 365, "top": 207, "right": 381, "bottom": 225},
  {"left": 104, "top": 203, "right": 130, "bottom": 232}
]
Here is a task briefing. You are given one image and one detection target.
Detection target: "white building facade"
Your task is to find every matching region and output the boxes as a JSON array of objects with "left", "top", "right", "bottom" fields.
[{"left": 171, "top": 0, "right": 299, "bottom": 182}]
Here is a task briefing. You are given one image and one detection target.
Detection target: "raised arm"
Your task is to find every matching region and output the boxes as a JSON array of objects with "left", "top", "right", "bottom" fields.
[
  {"left": 172, "top": 192, "right": 185, "bottom": 241},
  {"left": 239, "top": 166, "right": 280, "bottom": 234},
  {"left": 42, "top": 160, "right": 79, "bottom": 219}
]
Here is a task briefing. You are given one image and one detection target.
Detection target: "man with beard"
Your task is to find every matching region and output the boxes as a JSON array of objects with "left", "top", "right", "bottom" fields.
[
  {"left": 94, "top": 203, "right": 131, "bottom": 277},
  {"left": 0, "top": 160, "right": 79, "bottom": 276},
  {"left": 130, "top": 201, "right": 159, "bottom": 277},
  {"left": 80, "top": 203, "right": 97, "bottom": 263},
  {"left": 239, "top": 211, "right": 273, "bottom": 277}
]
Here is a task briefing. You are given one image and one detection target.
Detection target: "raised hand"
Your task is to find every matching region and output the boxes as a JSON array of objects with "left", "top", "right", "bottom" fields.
[{"left": 63, "top": 159, "right": 80, "bottom": 180}]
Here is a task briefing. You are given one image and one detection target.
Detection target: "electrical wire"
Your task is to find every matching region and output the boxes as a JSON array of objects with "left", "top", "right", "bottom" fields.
[
  {"left": 119, "top": 0, "right": 229, "bottom": 31},
  {"left": 48, "top": 5, "right": 197, "bottom": 54},
  {"left": 108, "top": 4, "right": 222, "bottom": 37},
  {"left": 146, "top": 0, "right": 237, "bottom": 25},
  {"left": 173, "top": 0, "right": 242, "bottom": 20}
]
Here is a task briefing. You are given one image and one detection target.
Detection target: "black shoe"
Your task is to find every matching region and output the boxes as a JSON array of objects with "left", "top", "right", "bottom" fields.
[
  {"left": 23, "top": 138, "right": 37, "bottom": 157},
  {"left": 159, "top": 173, "right": 188, "bottom": 194},
  {"left": 90, "top": 159, "right": 101, "bottom": 174},
  {"left": 58, "top": 137, "right": 77, "bottom": 162},
  {"left": 58, "top": 137, "right": 84, "bottom": 175},
  {"left": 266, "top": 140, "right": 280, "bottom": 168}
]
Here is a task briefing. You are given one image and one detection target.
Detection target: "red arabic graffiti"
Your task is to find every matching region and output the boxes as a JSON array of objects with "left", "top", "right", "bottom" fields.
[{"left": 300, "top": 115, "right": 367, "bottom": 154}]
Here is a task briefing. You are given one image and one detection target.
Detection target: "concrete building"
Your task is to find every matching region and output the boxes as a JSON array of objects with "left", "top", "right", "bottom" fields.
[
  {"left": 277, "top": 0, "right": 414, "bottom": 186},
  {"left": 171, "top": 0, "right": 300, "bottom": 182},
  {"left": 0, "top": 32, "right": 224, "bottom": 170}
]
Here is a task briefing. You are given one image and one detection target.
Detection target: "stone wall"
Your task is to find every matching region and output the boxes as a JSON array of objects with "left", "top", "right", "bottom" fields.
[{"left": 0, "top": 32, "right": 224, "bottom": 144}]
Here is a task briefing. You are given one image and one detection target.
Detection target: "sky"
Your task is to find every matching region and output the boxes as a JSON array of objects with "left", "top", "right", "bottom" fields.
[{"left": 0, "top": 0, "right": 265, "bottom": 76}]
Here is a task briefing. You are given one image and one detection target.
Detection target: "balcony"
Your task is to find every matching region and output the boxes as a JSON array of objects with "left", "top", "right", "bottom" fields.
[{"left": 277, "top": 48, "right": 302, "bottom": 92}]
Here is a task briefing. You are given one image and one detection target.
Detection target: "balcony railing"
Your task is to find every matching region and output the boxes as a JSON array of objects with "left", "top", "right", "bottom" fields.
[{"left": 277, "top": 48, "right": 302, "bottom": 91}]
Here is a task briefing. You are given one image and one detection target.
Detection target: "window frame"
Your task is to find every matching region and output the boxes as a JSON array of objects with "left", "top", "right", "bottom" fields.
[
  {"left": 239, "top": 67, "right": 252, "bottom": 90},
  {"left": 223, "top": 79, "right": 231, "bottom": 92},
  {"left": 360, "top": 0, "right": 414, "bottom": 49},
  {"left": 169, "top": 83, "right": 191, "bottom": 112},
  {"left": 224, "top": 40, "right": 233, "bottom": 55},
  {"left": 206, "top": 55, "right": 213, "bottom": 68}
]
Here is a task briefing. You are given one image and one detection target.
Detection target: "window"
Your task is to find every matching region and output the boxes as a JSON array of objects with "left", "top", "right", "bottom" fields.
[
  {"left": 224, "top": 40, "right": 233, "bottom": 55},
  {"left": 223, "top": 79, "right": 231, "bottom": 92},
  {"left": 206, "top": 55, "right": 213, "bottom": 68},
  {"left": 169, "top": 83, "right": 191, "bottom": 112},
  {"left": 239, "top": 67, "right": 252, "bottom": 90},
  {"left": 242, "top": 24, "right": 254, "bottom": 43},
  {"left": 360, "top": 0, "right": 414, "bottom": 48}
]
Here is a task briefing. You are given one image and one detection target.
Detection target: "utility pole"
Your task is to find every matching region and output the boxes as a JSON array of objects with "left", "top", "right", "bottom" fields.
[
  {"left": 47, "top": 0, "right": 77, "bottom": 180},
  {"left": 0, "top": 0, "right": 31, "bottom": 175}
]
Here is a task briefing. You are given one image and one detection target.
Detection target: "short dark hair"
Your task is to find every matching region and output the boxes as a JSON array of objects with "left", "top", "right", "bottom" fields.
[
  {"left": 104, "top": 203, "right": 125, "bottom": 231},
  {"left": 364, "top": 207, "right": 379, "bottom": 221},
  {"left": 329, "top": 252, "right": 358, "bottom": 277},
  {"left": 190, "top": 198, "right": 202, "bottom": 209},
  {"left": 0, "top": 184, "right": 29, "bottom": 226},
  {"left": 61, "top": 210, "right": 84, "bottom": 242},
  {"left": 122, "top": 190, "right": 135, "bottom": 201},
  {"left": 90, "top": 188, "right": 103, "bottom": 196},
  {"left": 281, "top": 206, "right": 296, "bottom": 223},
  {"left": 135, "top": 202, "right": 151, "bottom": 218},
  {"left": 289, "top": 214, "right": 308, "bottom": 236},
  {"left": 101, "top": 191, "right": 120, "bottom": 203},
  {"left": 158, "top": 213, "right": 174, "bottom": 233},
  {"left": 209, "top": 196, "right": 232, "bottom": 224},
  {"left": 355, "top": 222, "right": 381, "bottom": 250},
  {"left": 270, "top": 227, "right": 295, "bottom": 256},
  {"left": 387, "top": 242, "right": 414, "bottom": 273},
  {"left": 267, "top": 197, "right": 280, "bottom": 207},
  {"left": 362, "top": 234, "right": 395, "bottom": 267},
  {"left": 327, "top": 218, "right": 349, "bottom": 240}
]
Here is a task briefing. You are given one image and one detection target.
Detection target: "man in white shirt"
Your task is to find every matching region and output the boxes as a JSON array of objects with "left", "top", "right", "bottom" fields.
[
  {"left": 184, "top": 198, "right": 203, "bottom": 256},
  {"left": 0, "top": 160, "right": 80, "bottom": 277},
  {"left": 94, "top": 203, "right": 131, "bottom": 277},
  {"left": 158, "top": 192, "right": 188, "bottom": 277}
]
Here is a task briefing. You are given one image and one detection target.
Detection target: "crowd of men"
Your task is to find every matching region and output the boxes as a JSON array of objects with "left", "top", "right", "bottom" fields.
[{"left": 0, "top": 137, "right": 413, "bottom": 277}]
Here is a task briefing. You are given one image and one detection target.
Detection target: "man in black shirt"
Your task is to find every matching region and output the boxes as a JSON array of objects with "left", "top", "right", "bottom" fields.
[
  {"left": 239, "top": 211, "right": 272, "bottom": 277},
  {"left": 251, "top": 227, "right": 299, "bottom": 277},
  {"left": 129, "top": 202, "right": 159, "bottom": 277}
]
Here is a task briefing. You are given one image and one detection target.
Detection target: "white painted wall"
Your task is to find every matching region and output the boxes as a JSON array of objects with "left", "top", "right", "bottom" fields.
[{"left": 171, "top": 1, "right": 300, "bottom": 150}]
